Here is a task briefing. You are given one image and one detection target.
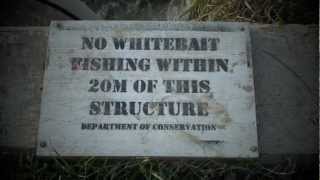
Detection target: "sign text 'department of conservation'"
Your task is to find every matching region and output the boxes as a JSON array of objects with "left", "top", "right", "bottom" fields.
[{"left": 37, "top": 21, "right": 258, "bottom": 157}]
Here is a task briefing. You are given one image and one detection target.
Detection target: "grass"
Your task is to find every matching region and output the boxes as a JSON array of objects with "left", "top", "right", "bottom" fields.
[
  {"left": 182, "top": 0, "right": 317, "bottom": 24},
  {"left": 2, "top": 0, "right": 317, "bottom": 179},
  {"left": 1, "top": 151, "right": 298, "bottom": 180},
  {"left": 82, "top": 0, "right": 317, "bottom": 23}
]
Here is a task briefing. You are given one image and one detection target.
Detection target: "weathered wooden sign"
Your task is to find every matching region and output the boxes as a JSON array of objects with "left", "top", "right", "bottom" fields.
[{"left": 37, "top": 21, "right": 258, "bottom": 157}]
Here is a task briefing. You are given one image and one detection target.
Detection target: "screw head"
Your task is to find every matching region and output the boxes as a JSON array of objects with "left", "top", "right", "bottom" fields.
[
  {"left": 40, "top": 141, "right": 47, "bottom": 148},
  {"left": 56, "top": 23, "right": 63, "bottom": 30},
  {"left": 250, "top": 146, "right": 258, "bottom": 152}
]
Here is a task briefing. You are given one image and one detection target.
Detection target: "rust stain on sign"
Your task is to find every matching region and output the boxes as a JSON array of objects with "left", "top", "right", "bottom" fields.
[
  {"left": 37, "top": 21, "right": 258, "bottom": 158},
  {"left": 208, "top": 101, "right": 232, "bottom": 129}
]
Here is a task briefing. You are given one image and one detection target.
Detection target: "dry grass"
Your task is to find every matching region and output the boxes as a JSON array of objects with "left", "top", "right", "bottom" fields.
[
  {"left": 183, "top": 0, "right": 317, "bottom": 24},
  {"left": 1, "top": 152, "right": 298, "bottom": 180},
  {"left": 1, "top": 1, "right": 317, "bottom": 179}
]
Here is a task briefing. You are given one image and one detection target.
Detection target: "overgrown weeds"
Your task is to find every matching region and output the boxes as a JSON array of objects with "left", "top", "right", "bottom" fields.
[
  {"left": 183, "top": 0, "right": 317, "bottom": 24},
  {"left": 1, "top": 152, "right": 298, "bottom": 180}
]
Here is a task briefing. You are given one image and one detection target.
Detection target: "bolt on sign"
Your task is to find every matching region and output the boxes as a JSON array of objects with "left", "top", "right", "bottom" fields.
[{"left": 37, "top": 21, "right": 258, "bottom": 157}]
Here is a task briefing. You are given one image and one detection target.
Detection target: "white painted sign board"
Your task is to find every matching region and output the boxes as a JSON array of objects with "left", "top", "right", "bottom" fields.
[{"left": 37, "top": 21, "right": 258, "bottom": 157}]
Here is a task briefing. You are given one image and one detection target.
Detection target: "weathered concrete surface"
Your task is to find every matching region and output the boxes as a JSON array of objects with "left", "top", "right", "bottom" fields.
[
  {"left": 0, "top": 27, "right": 47, "bottom": 149},
  {"left": 46, "top": 0, "right": 101, "bottom": 20},
  {"left": 0, "top": 0, "right": 72, "bottom": 26},
  {"left": 250, "top": 24, "right": 318, "bottom": 167},
  {"left": 0, "top": 22, "right": 317, "bottom": 163},
  {"left": 251, "top": 24, "right": 318, "bottom": 155}
]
